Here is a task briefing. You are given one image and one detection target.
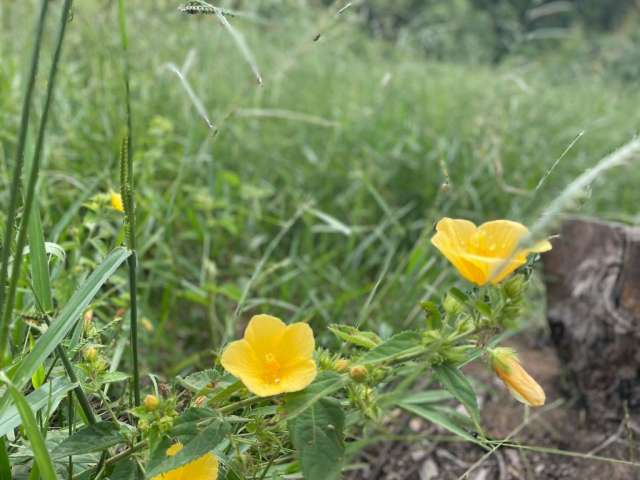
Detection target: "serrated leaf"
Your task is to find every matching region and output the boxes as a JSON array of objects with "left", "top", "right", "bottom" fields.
[
  {"left": 289, "top": 398, "right": 345, "bottom": 480},
  {"left": 146, "top": 422, "right": 229, "bottom": 478},
  {"left": 176, "top": 369, "right": 221, "bottom": 392},
  {"left": 170, "top": 407, "right": 218, "bottom": 438},
  {"left": 359, "top": 331, "right": 422, "bottom": 365},
  {"left": 52, "top": 422, "right": 125, "bottom": 458},
  {"left": 328, "top": 324, "right": 381, "bottom": 349},
  {"left": 98, "top": 371, "right": 130, "bottom": 385},
  {"left": 283, "top": 371, "right": 347, "bottom": 419},
  {"left": 433, "top": 364, "right": 480, "bottom": 424}
]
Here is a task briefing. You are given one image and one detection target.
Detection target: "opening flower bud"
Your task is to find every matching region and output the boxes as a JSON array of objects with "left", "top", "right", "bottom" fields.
[
  {"left": 490, "top": 347, "right": 545, "bottom": 407},
  {"left": 144, "top": 394, "right": 160, "bottom": 411}
]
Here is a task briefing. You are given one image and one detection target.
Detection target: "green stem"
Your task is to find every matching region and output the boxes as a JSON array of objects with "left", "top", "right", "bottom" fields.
[
  {"left": 218, "top": 396, "right": 261, "bottom": 414},
  {"left": 117, "top": 0, "right": 140, "bottom": 409},
  {"left": 0, "top": 0, "right": 49, "bottom": 366},
  {"left": 56, "top": 344, "right": 97, "bottom": 425}
]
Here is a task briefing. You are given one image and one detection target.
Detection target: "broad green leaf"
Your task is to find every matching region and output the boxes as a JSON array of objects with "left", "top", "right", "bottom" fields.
[
  {"left": 0, "top": 376, "right": 77, "bottom": 437},
  {"left": 176, "top": 369, "right": 221, "bottom": 392},
  {"left": 0, "top": 248, "right": 130, "bottom": 415},
  {"left": 283, "top": 371, "right": 347, "bottom": 419},
  {"left": 448, "top": 287, "right": 469, "bottom": 304},
  {"left": 97, "top": 371, "right": 130, "bottom": 385},
  {"left": 400, "top": 402, "right": 485, "bottom": 447},
  {"left": 399, "top": 390, "right": 454, "bottom": 405},
  {"left": 170, "top": 407, "right": 218, "bottom": 438},
  {"left": 0, "top": 373, "right": 58, "bottom": 480},
  {"left": 433, "top": 364, "right": 480, "bottom": 424},
  {"left": 109, "top": 458, "right": 138, "bottom": 480},
  {"left": 146, "top": 422, "right": 229, "bottom": 478},
  {"left": 289, "top": 397, "right": 345, "bottom": 480},
  {"left": 359, "top": 331, "right": 422, "bottom": 365},
  {"left": 52, "top": 422, "right": 126, "bottom": 458},
  {"left": 328, "top": 324, "right": 381, "bottom": 349}
]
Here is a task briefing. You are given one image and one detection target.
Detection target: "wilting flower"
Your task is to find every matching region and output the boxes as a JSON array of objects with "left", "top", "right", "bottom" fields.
[
  {"left": 490, "top": 347, "right": 545, "bottom": 407},
  {"left": 151, "top": 442, "right": 218, "bottom": 480},
  {"left": 431, "top": 218, "right": 552, "bottom": 286},
  {"left": 221, "top": 314, "right": 317, "bottom": 397},
  {"left": 110, "top": 191, "right": 124, "bottom": 213}
]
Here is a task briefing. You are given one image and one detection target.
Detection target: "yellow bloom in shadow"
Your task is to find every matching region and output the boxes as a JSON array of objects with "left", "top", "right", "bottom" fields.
[
  {"left": 431, "top": 218, "right": 551, "bottom": 286},
  {"left": 110, "top": 191, "right": 124, "bottom": 213},
  {"left": 490, "top": 348, "right": 545, "bottom": 407},
  {"left": 152, "top": 442, "right": 219, "bottom": 480},
  {"left": 221, "top": 314, "right": 317, "bottom": 397}
]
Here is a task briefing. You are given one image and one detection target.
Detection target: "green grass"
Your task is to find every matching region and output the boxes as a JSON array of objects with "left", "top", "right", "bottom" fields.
[{"left": 1, "top": 0, "right": 639, "bottom": 378}]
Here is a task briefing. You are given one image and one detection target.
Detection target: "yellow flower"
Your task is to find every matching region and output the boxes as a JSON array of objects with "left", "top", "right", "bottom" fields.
[
  {"left": 490, "top": 347, "right": 545, "bottom": 407},
  {"left": 152, "top": 442, "right": 219, "bottom": 480},
  {"left": 220, "top": 314, "right": 317, "bottom": 397},
  {"left": 431, "top": 218, "right": 552, "bottom": 286},
  {"left": 110, "top": 191, "right": 124, "bottom": 213}
]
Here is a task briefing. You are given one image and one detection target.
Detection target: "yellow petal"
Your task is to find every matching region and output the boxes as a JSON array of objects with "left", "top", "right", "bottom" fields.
[
  {"left": 477, "top": 220, "right": 528, "bottom": 257},
  {"left": 431, "top": 219, "right": 487, "bottom": 285},
  {"left": 110, "top": 192, "right": 124, "bottom": 213},
  {"left": 244, "top": 314, "right": 287, "bottom": 357},
  {"left": 492, "top": 350, "right": 545, "bottom": 407},
  {"left": 220, "top": 339, "right": 261, "bottom": 380},
  {"left": 280, "top": 359, "right": 317, "bottom": 393},
  {"left": 277, "top": 323, "right": 315, "bottom": 367},
  {"left": 152, "top": 443, "right": 219, "bottom": 480}
]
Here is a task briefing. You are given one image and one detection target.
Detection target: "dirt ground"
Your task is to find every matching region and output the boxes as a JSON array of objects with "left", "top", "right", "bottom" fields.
[{"left": 347, "top": 334, "right": 640, "bottom": 480}]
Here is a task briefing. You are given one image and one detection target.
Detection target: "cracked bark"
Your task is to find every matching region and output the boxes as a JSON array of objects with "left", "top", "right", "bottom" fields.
[{"left": 542, "top": 217, "right": 640, "bottom": 421}]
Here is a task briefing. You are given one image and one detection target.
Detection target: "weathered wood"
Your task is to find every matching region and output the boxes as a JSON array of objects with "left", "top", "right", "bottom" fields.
[{"left": 543, "top": 217, "right": 640, "bottom": 420}]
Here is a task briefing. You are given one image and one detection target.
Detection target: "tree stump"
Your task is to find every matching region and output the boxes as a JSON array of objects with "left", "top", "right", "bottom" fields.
[{"left": 542, "top": 217, "right": 640, "bottom": 421}]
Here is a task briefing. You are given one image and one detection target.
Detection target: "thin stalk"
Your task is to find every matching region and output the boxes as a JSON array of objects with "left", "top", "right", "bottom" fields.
[
  {"left": 0, "top": 0, "right": 49, "bottom": 366},
  {"left": 1, "top": 0, "right": 73, "bottom": 366},
  {"left": 56, "top": 343, "right": 97, "bottom": 425},
  {"left": 67, "top": 392, "right": 73, "bottom": 480},
  {"left": 117, "top": 0, "right": 140, "bottom": 409}
]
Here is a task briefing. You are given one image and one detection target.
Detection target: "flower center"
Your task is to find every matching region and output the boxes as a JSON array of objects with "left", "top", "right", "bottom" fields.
[{"left": 264, "top": 353, "right": 282, "bottom": 384}]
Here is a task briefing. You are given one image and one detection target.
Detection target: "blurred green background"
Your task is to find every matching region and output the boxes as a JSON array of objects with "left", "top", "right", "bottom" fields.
[{"left": 1, "top": 0, "right": 639, "bottom": 375}]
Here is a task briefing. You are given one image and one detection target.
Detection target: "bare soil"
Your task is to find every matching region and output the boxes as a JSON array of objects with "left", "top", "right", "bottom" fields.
[{"left": 347, "top": 334, "right": 640, "bottom": 480}]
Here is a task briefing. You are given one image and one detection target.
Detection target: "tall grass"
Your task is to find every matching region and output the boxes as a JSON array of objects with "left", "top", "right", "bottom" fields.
[{"left": 1, "top": 1, "right": 639, "bottom": 372}]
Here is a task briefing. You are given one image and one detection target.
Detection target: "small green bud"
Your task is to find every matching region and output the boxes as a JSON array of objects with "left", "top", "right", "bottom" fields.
[
  {"left": 443, "top": 293, "right": 464, "bottom": 315},
  {"left": 83, "top": 346, "right": 97, "bottom": 362},
  {"left": 503, "top": 274, "right": 526, "bottom": 299},
  {"left": 334, "top": 358, "right": 350, "bottom": 373}
]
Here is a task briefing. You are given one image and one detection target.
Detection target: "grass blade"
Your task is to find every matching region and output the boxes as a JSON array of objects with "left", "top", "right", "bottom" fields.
[
  {"left": 0, "top": 248, "right": 131, "bottom": 414},
  {"left": 0, "top": 0, "right": 49, "bottom": 366},
  {"left": 0, "top": 373, "right": 58, "bottom": 480}
]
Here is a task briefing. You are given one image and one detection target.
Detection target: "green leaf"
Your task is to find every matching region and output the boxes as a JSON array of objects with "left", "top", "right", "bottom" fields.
[
  {"left": 283, "top": 371, "right": 347, "bottom": 419},
  {"left": 97, "top": 371, "right": 130, "bottom": 385},
  {"left": 0, "top": 373, "right": 58, "bottom": 480},
  {"left": 420, "top": 301, "right": 441, "bottom": 329},
  {"left": 29, "top": 333, "right": 45, "bottom": 389},
  {"left": 170, "top": 407, "right": 218, "bottom": 438},
  {"left": 146, "top": 422, "right": 229, "bottom": 478},
  {"left": 448, "top": 287, "right": 469, "bottom": 304},
  {"left": 289, "top": 398, "right": 345, "bottom": 480},
  {"left": 0, "top": 248, "right": 130, "bottom": 415},
  {"left": 399, "top": 390, "right": 454, "bottom": 405},
  {"left": 400, "top": 402, "right": 485, "bottom": 447},
  {"left": 0, "top": 376, "right": 77, "bottom": 437},
  {"left": 0, "top": 438, "right": 11, "bottom": 480},
  {"left": 433, "top": 364, "right": 480, "bottom": 424},
  {"left": 52, "top": 422, "right": 126, "bottom": 458},
  {"left": 27, "top": 200, "right": 53, "bottom": 312},
  {"left": 176, "top": 369, "right": 221, "bottom": 392},
  {"left": 328, "top": 324, "right": 381, "bottom": 349},
  {"left": 359, "top": 331, "right": 422, "bottom": 365}
]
